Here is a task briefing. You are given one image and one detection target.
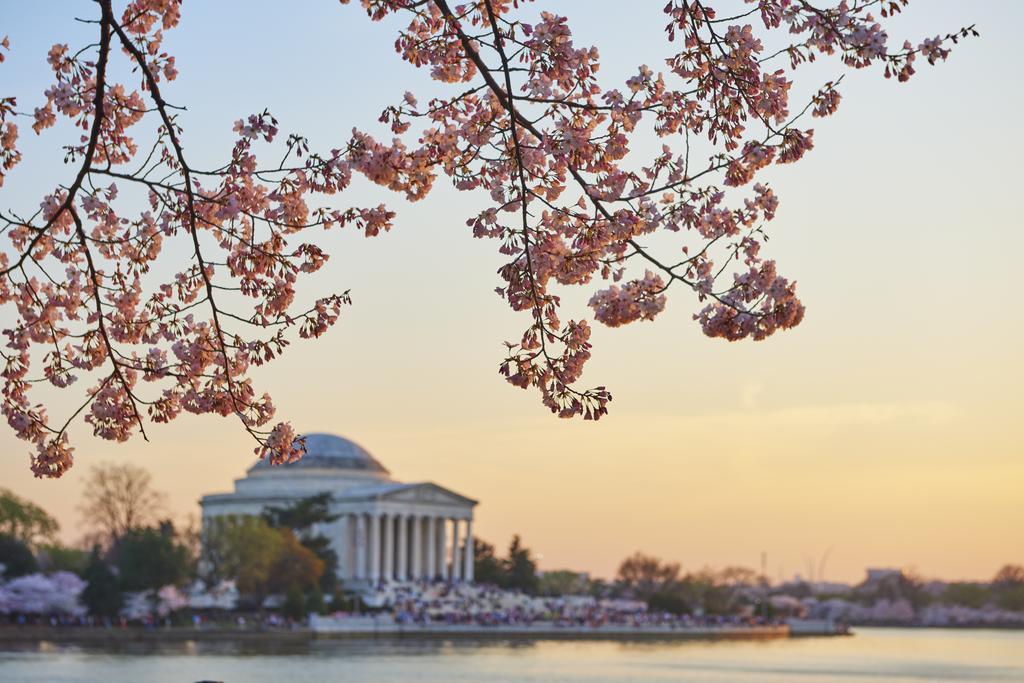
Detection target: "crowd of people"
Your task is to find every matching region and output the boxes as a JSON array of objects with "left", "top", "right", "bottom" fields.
[{"left": 358, "top": 580, "right": 776, "bottom": 630}]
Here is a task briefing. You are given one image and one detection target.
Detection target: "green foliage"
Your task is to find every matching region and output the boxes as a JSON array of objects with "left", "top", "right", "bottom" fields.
[
  {"left": 942, "top": 582, "right": 991, "bottom": 609},
  {"left": 504, "top": 534, "right": 539, "bottom": 594},
  {"left": 611, "top": 553, "right": 760, "bottom": 616},
  {"left": 202, "top": 515, "right": 323, "bottom": 604},
  {"left": 615, "top": 552, "right": 681, "bottom": 600},
  {"left": 115, "top": 521, "right": 192, "bottom": 591},
  {"left": 81, "top": 547, "right": 122, "bottom": 618},
  {"left": 647, "top": 589, "right": 691, "bottom": 615},
  {"left": 330, "top": 591, "right": 355, "bottom": 612},
  {"left": 587, "top": 577, "right": 609, "bottom": 599},
  {"left": 267, "top": 528, "right": 325, "bottom": 595},
  {"left": 992, "top": 565, "right": 1024, "bottom": 611},
  {"left": 0, "top": 533, "right": 38, "bottom": 578},
  {"left": 283, "top": 586, "right": 306, "bottom": 620},
  {"left": 470, "top": 535, "right": 538, "bottom": 593},
  {"left": 262, "top": 493, "right": 338, "bottom": 530},
  {"left": 263, "top": 493, "right": 339, "bottom": 591},
  {"left": 677, "top": 570, "right": 736, "bottom": 615},
  {"left": 993, "top": 564, "right": 1024, "bottom": 588},
  {"left": 473, "top": 538, "right": 505, "bottom": 586},
  {"left": 202, "top": 515, "right": 284, "bottom": 602},
  {"left": 301, "top": 535, "right": 338, "bottom": 591},
  {"left": 537, "top": 569, "right": 590, "bottom": 597},
  {"left": 306, "top": 586, "right": 326, "bottom": 615},
  {"left": 0, "top": 488, "right": 58, "bottom": 548},
  {"left": 37, "top": 544, "right": 89, "bottom": 575},
  {"left": 996, "top": 585, "right": 1024, "bottom": 612}
]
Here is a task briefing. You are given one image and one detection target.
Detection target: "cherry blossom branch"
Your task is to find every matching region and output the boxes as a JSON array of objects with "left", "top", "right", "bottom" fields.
[{"left": 0, "top": 0, "right": 975, "bottom": 475}]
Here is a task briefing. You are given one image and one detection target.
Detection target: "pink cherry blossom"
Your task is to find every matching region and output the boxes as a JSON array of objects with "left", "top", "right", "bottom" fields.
[{"left": 0, "top": 0, "right": 975, "bottom": 473}]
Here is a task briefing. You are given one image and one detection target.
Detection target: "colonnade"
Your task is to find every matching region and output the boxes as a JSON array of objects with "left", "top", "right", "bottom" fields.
[{"left": 337, "top": 512, "right": 474, "bottom": 583}]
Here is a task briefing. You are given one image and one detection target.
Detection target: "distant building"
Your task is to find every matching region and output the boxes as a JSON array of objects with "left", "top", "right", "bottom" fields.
[
  {"left": 200, "top": 433, "right": 478, "bottom": 584},
  {"left": 864, "top": 568, "right": 903, "bottom": 584}
]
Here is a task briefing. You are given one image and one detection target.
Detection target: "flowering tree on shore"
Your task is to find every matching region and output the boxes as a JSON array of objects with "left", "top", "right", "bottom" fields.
[
  {"left": 0, "top": 571, "right": 86, "bottom": 616},
  {"left": 0, "top": 1, "right": 974, "bottom": 476}
]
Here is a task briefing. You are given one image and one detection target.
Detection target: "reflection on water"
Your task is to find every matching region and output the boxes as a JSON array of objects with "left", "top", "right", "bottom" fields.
[{"left": 1, "top": 628, "right": 1022, "bottom": 683}]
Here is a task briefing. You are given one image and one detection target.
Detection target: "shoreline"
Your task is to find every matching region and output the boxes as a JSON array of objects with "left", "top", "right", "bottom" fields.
[
  {"left": 312, "top": 621, "right": 794, "bottom": 641},
  {"left": 2, "top": 623, "right": 1021, "bottom": 648},
  {"left": 0, "top": 626, "right": 312, "bottom": 644},
  {"left": 0, "top": 624, "right": 794, "bottom": 644}
]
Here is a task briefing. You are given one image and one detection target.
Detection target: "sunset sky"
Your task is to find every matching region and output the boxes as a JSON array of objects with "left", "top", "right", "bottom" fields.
[{"left": 0, "top": 1, "right": 1020, "bottom": 584}]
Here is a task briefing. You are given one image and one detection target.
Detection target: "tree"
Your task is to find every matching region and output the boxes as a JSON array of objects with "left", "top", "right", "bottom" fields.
[
  {"left": 612, "top": 553, "right": 757, "bottom": 615},
  {"left": 0, "top": 2, "right": 974, "bottom": 474},
  {"left": 668, "top": 570, "right": 726, "bottom": 616},
  {"left": 716, "top": 566, "right": 759, "bottom": 589},
  {"left": 305, "top": 586, "right": 326, "bottom": 616},
  {"left": 615, "top": 552, "right": 681, "bottom": 599},
  {"left": 537, "top": 570, "right": 589, "bottom": 597},
  {"left": 503, "top": 535, "right": 539, "bottom": 594},
  {"left": 993, "top": 565, "right": 1024, "bottom": 588},
  {"left": 201, "top": 515, "right": 321, "bottom": 605},
  {"left": 0, "top": 571, "right": 86, "bottom": 616},
  {"left": 79, "top": 462, "right": 166, "bottom": 545},
  {"left": 647, "top": 589, "right": 692, "bottom": 616},
  {"left": 177, "top": 514, "right": 203, "bottom": 568},
  {"left": 37, "top": 544, "right": 89, "bottom": 575},
  {"left": 0, "top": 534, "right": 38, "bottom": 578},
  {"left": 587, "top": 577, "right": 609, "bottom": 600},
  {"left": 330, "top": 591, "right": 357, "bottom": 613},
  {"left": 283, "top": 586, "right": 307, "bottom": 621},
  {"left": 941, "top": 582, "right": 990, "bottom": 609},
  {"left": 114, "top": 521, "right": 192, "bottom": 592},
  {"left": 995, "top": 585, "right": 1024, "bottom": 612},
  {"left": 992, "top": 565, "right": 1024, "bottom": 612},
  {"left": 263, "top": 493, "right": 339, "bottom": 591},
  {"left": 80, "top": 547, "right": 122, "bottom": 618},
  {"left": 853, "top": 568, "right": 930, "bottom": 610},
  {"left": 262, "top": 493, "right": 338, "bottom": 531},
  {"left": 0, "top": 489, "right": 58, "bottom": 548},
  {"left": 201, "top": 515, "right": 283, "bottom": 603},
  {"left": 473, "top": 538, "right": 505, "bottom": 587},
  {"left": 267, "top": 529, "right": 325, "bottom": 596}
]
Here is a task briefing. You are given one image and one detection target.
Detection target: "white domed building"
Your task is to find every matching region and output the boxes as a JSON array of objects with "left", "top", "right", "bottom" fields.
[{"left": 200, "top": 433, "right": 477, "bottom": 584}]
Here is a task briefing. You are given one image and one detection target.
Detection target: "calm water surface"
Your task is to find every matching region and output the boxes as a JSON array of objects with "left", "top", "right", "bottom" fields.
[{"left": 0, "top": 628, "right": 1021, "bottom": 683}]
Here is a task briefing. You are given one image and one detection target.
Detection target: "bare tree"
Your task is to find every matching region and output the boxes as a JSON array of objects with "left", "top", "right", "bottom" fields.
[
  {"left": 616, "top": 552, "right": 681, "bottom": 599},
  {"left": 993, "top": 565, "right": 1024, "bottom": 588},
  {"left": 79, "top": 462, "right": 166, "bottom": 545}
]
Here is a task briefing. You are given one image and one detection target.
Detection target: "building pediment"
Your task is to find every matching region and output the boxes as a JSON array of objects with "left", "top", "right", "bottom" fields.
[
  {"left": 383, "top": 482, "right": 477, "bottom": 506},
  {"left": 336, "top": 481, "right": 476, "bottom": 507}
]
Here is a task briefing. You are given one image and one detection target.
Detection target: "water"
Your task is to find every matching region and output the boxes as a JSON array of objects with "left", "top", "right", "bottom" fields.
[{"left": 0, "top": 628, "right": 1021, "bottom": 682}]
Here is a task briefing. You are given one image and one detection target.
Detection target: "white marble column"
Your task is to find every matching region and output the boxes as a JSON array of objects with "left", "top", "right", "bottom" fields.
[
  {"left": 463, "top": 519, "right": 474, "bottom": 583},
  {"left": 369, "top": 513, "right": 381, "bottom": 584},
  {"left": 336, "top": 514, "right": 350, "bottom": 579},
  {"left": 396, "top": 513, "right": 408, "bottom": 581},
  {"left": 451, "top": 518, "right": 462, "bottom": 581},
  {"left": 421, "top": 516, "right": 431, "bottom": 578},
  {"left": 426, "top": 515, "right": 437, "bottom": 580},
  {"left": 435, "top": 517, "right": 446, "bottom": 578},
  {"left": 411, "top": 514, "right": 423, "bottom": 579},
  {"left": 355, "top": 513, "right": 367, "bottom": 580},
  {"left": 382, "top": 513, "right": 394, "bottom": 581}
]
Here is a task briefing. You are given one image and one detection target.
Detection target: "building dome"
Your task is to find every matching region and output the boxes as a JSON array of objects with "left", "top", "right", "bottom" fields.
[{"left": 249, "top": 433, "right": 389, "bottom": 475}]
